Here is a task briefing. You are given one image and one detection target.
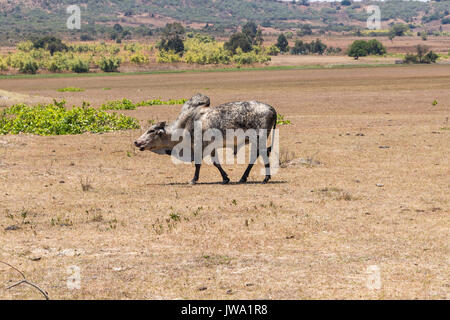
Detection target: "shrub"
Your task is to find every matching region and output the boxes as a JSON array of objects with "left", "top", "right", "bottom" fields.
[
  {"left": 231, "top": 48, "right": 271, "bottom": 66},
  {"left": 17, "top": 41, "right": 34, "bottom": 52},
  {"left": 32, "top": 36, "right": 68, "bottom": 55},
  {"left": 157, "top": 50, "right": 182, "bottom": 63},
  {"left": 19, "top": 59, "right": 39, "bottom": 74},
  {"left": 423, "top": 51, "right": 438, "bottom": 64},
  {"left": 100, "top": 98, "right": 136, "bottom": 110},
  {"left": 0, "top": 57, "right": 7, "bottom": 71},
  {"left": 348, "top": 39, "right": 386, "bottom": 58},
  {"left": 70, "top": 58, "right": 90, "bottom": 73},
  {"left": 0, "top": 100, "right": 140, "bottom": 136},
  {"left": 265, "top": 44, "right": 280, "bottom": 56},
  {"left": 57, "top": 87, "right": 85, "bottom": 92},
  {"left": 130, "top": 52, "right": 149, "bottom": 64},
  {"left": 224, "top": 32, "right": 253, "bottom": 54},
  {"left": 276, "top": 34, "right": 289, "bottom": 53},
  {"left": 184, "top": 38, "right": 230, "bottom": 64},
  {"left": 403, "top": 45, "right": 438, "bottom": 64},
  {"left": 158, "top": 23, "right": 185, "bottom": 54},
  {"left": 98, "top": 56, "right": 121, "bottom": 72},
  {"left": 47, "top": 52, "right": 71, "bottom": 72}
]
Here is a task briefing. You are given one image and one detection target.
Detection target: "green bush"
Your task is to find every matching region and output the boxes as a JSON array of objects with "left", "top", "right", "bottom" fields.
[
  {"left": 19, "top": 59, "right": 39, "bottom": 74},
  {"left": 47, "top": 52, "right": 71, "bottom": 72},
  {"left": 70, "top": 57, "right": 90, "bottom": 73},
  {"left": 157, "top": 50, "right": 182, "bottom": 63},
  {"left": 403, "top": 53, "right": 418, "bottom": 64},
  {"left": 231, "top": 48, "right": 271, "bottom": 65},
  {"left": 100, "top": 98, "right": 188, "bottom": 110},
  {"left": 184, "top": 38, "right": 230, "bottom": 64},
  {"left": 224, "top": 32, "right": 253, "bottom": 54},
  {"left": 0, "top": 100, "right": 140, "bottom": 136},
  {"left": 348, "top": 39, "right": 386, "bottom": 58},
  {"left": 276, "top": 34, "right": 289, "bottom": 53},
  {"left": 57, "top": 87, "right": 85, "bottom": 92},
  {"left": 100, "top": 98, "right": 136, "bottom": 110},
  {"left": 130, "top": 52, "right": 149, "bottom": 64},
  {"left": 265, "top": 45, "right": 280, "bottom": 56},
  {"left": 0, "top": 57, "right": 8, "bottom": 71},
  {"left": 98, "top": 56, "right": 121, "bottom": 72}
]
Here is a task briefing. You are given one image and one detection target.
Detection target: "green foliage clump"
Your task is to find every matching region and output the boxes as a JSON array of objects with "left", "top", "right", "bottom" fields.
[
  {"left": 231, "top": 48, "right": 271, "bottom": 66},
  {"left": 184, "top": 37, "right": 230, "bottom": 65},
  {"left": 136, "top": 98, "right": 188, "bottom": 106},
  {"left": 291, "top": 39, "right": 327, "bottom": 55},
  {"left": 348, "top": 39, "right": 386, "bottom": 58},
  {"left": 70, "top": 57, "right": 90, "bottom": 73},
  {"left": 57, "top": 87, "right": 85, "bottom": 92},
  {"left": 265, "top": 45, "right": 280, "bottom": 56},
  {"left": 0, "top": 100, "right": 140, "bottom": 136},
  {"left": 100, "top": 98, "right": 187, "bottom": 110},
  {"left": 32, "top": 36, "right": 68, "bottom": 55},
  {"left": 130, "top": 52, "right": 149, "bottom": 64},
  {"left": 17, "top": 41, "right": 34, "bottom": 52},
  {"left": 97, "top": 56, "right": 121, "bottom": 72},
  {"left": 19, "top": 58, "right": 39, "bottom": 74},
  {"left": 224, "top": 32, "right": 253, "bottom": 54},
  {"left": 0, "top": 57, "right": 8, "bottom": 71},
  {"left": 157, "top": 50, "right": 182, "bottom": 63},
  {"left": 403, "top": 45, "right": 438, "bottom": 64},
  {"left": 157, "top": 23, "right": 185, "bottom": 54},
  {"left": 277, "top": 114, "right": 291, "bottom": 125},
  {"left": 276, "top": 34, "right": 289, "bottom": 53},
  {"left": 47, "top": 52, "right": 72, "bottom": 72},
  {"left": 100, "top": 98, "right": 136, "bottom": 110}
]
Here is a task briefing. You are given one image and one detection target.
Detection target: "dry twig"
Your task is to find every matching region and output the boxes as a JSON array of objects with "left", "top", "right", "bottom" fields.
[{"left": 0, "top": 260, "right": 49, "bottom": 300}]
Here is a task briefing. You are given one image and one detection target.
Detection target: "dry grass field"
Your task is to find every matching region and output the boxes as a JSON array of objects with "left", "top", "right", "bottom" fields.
[{"left": 0, "top": 65, "right": 449, "bottom": 299}]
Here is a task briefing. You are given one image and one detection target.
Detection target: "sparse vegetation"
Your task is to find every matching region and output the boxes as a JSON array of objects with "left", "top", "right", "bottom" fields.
[
  {"left": 57, "top": 87, "right": 84, "bottom": 92},
  {"left": 0, "top": 100, "right": 140, "bottom": 135}
]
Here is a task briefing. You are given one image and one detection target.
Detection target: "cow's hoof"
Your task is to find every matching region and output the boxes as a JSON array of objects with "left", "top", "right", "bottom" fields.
[
  {"left": 189, "top": 180, "right": 197, "bottom": 185},
  {"left": 238, "top": 178, "right": 247, "bottom": 184},
  {"left": 222, "top": 178, "right": 230, "bottom": 185},
  {"left": 262, "top": 177, "right": 270, "bottom": 184}
]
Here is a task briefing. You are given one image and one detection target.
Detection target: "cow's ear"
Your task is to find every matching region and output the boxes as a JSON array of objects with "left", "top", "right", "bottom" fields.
[
  {"left": 156, "top": 129, "right": 164, "bottom": 136},
  {"left": 156, "top": 121, "right": 166, "bottom": 129}
]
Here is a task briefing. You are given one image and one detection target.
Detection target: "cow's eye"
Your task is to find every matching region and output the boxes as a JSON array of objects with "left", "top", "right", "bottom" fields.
[{"left": 147, "top": 129, "right": 155, "bottom": 134}]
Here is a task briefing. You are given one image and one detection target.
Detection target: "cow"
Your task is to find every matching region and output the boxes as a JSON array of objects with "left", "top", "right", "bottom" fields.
[{"left": 134, "top": 94, "right": 277, "bottom": 184}]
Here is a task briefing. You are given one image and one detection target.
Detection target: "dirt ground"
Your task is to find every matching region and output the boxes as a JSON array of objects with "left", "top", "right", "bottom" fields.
[{"left": 0, "top": 65, "right": 449, "bottom": 299}]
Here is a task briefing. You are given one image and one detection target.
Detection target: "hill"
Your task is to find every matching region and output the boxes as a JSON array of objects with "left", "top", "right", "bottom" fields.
[{"left": 0, "top": 0, "right": 449, "bottom": 43}]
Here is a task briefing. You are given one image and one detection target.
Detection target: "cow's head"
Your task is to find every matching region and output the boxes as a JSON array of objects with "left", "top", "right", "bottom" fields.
[
  {"left": 183, "top": 93, "right": 210, "bottom": 110},
  {"left": 134, "top": 121, "right": 172, "bottom": 152}
]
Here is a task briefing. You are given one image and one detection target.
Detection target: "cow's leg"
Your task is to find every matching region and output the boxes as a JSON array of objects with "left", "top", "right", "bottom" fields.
[
  {"left": 239, "top": 137, "right": 260, "bottom": 184},
  {"left": 262, "top": 146, "right": 272, "bottom": 184},
  {"left": 190, "top": 164, "right": 201, "bottom": 185},
  {"left": 211, "top": 150, "right": 229, "bottom": 184},
  {"left": 213, "top": 162, "right": 230, "bottom": 184}
]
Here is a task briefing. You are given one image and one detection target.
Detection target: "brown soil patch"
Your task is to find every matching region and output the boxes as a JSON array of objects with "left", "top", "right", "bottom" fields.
[{"left": 0, "top": 65, "right": 449, "bottom": 299}]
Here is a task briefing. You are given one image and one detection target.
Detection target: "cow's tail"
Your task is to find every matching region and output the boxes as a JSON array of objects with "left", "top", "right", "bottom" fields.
[{"left": 269, "top": 114, "right": 277, "bottom": 153}]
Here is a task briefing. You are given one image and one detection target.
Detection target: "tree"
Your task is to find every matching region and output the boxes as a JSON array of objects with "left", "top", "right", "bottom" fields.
[
  {"left": 32, "top": 36, "right": 67, "bottom": 56},
  {"left": 276, "top": 34, "right": 289, "bottom": 53},
  {"left": 348, "top": 39, "right": 386, "bottom": 59},
  {"left": 310, "top": 38, "right": 327, "bottom": 55},
  {"left": 301, "top": 24, "right": 313, "bottom": 35},
  {"left": 242, "top": 22, "right": 258, "bottom": 43},
  {"left": 348, "top": 40, "right": 369, "bottom": 59},
  {"left": 158, "top": 23, "right": 186, "bottom": 54},
  {"left": 341, "top": 0, "right": 351, "bottom": 6},
  {"left": 113, "top": 24, "right": 123, "bottom": 33},
  {"left": 390, "top": 24, "right": 409, "bottom": 37},
  {"left": 291, "top": 40, "right": 308, "bottom": 55},
  {"left": 367, "top": 39, "right": 386, "bottom": 55},
  {"left": 224, "top": 32, "right": 253, "bottom": 54}
]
